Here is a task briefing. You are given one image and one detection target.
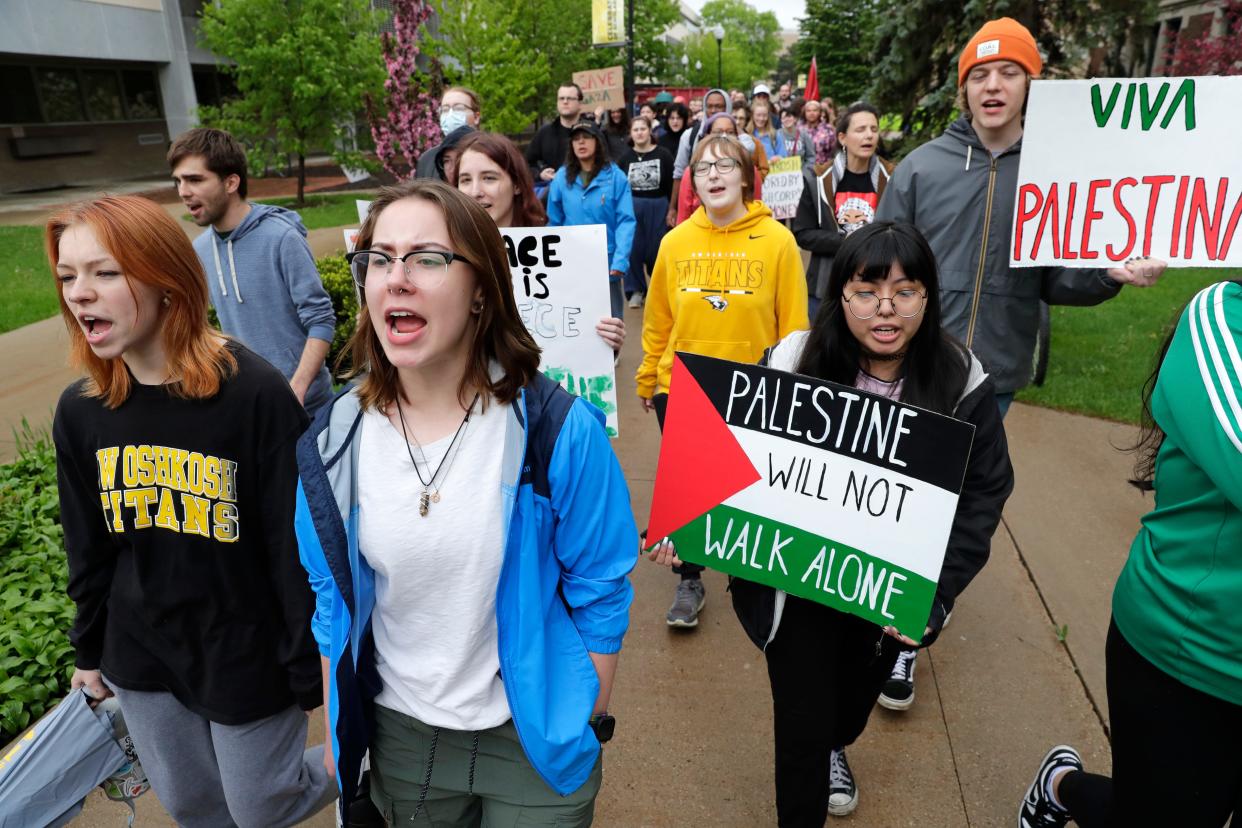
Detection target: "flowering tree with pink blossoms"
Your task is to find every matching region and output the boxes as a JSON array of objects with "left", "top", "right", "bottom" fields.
[
  {"left": 1172, "top": 1, "right": 1242, "bottom": 76},
  {"left": 365, "top": 0, "right": 442, "bottom": 181}
]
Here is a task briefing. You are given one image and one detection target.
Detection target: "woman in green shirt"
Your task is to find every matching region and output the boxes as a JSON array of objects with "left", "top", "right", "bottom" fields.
[{"left": 1019, "top": 280, "right": 1242, "bottom": 828}]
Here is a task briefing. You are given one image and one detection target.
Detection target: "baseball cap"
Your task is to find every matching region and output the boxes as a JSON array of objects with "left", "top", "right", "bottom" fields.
[
  {"left": 752, "top": 83, "right": 772, "bottom": 97},
  {"left": 958, "top": 17, "right": 1042, "bottom": 85}
]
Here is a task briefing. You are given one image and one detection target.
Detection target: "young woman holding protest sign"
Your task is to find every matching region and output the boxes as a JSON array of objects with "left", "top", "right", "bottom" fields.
[
  {"left": 453, "top": 130, "right": 625, "bottom": 351},
  {"left": 50, "top": 195, "right": 334, "bottom": 827},
  {"left": 649, "top": 221, "right": 1013, "bottom": 823},
  {"left": 1019, "top": 281, "right": 1242, "bottom": 828},
  {"left": 547, "top": 122, "right": 637, "bottom": 323},
  {"left": 638, "top": 133, "right": 809, "bottom": 629},
  {"left": 793, "top": 102, "right": 894, "bottom": 316},
  {"left": 298, "top": 180, "right": 636, "bottom": 826},
  {"left": 618, "top": 115, "right": 674, "bottom": 309}
]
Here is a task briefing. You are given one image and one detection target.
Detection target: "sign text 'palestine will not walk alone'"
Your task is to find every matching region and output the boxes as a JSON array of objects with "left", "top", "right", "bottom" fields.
[{"left": 645, "top": 353, "right": 976, "bottom": 642}]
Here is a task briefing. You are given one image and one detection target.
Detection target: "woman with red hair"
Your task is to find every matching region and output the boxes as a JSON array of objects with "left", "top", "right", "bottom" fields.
[{"left": 49, "top": 195, "right": 333, "bottom": 827}]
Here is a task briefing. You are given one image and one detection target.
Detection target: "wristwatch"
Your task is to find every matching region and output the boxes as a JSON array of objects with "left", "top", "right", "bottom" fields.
[{"left": 589, "top": 712, "right": 616, "bottom": 744}]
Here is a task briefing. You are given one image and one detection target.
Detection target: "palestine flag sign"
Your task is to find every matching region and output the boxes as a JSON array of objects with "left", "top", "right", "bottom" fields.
[{"left": 646, "top": 353, "right": 976, "bottom": 641}]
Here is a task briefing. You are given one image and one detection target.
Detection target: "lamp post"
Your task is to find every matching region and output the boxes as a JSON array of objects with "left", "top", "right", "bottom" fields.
[
  {"left": 712, "top": 25, "right": 725, "bottom": 89},
  {"left": 681, "top": 53, "right": 689, "bottom": 85}
]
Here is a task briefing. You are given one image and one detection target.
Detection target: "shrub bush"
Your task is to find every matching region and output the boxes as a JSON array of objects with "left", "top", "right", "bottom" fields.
[
  {"left": 0, "top": 424, "right": 74, "bottom": 743},
  {"left": 318, "top": 255, "right": 359, "bottom": 375}
]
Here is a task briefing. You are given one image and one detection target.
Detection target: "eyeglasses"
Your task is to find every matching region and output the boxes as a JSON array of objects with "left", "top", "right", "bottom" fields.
[
  {"left": 346, "top": 249, "right": 472, "bottom": 290},
  {"left": 557, "top": 95, "right": 580, "bottom": 102},
  {"left": 441, "top": 103, "right": 475, "bottom": 113},
  {"left": 692, "top": 157, "right": 740, "bottom": 177},
  {"left": 843, "top": 289, "right": 927, "bottom": 319}
]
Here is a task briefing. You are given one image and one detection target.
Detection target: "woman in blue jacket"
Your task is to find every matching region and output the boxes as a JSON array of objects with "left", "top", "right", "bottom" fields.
[
  {"left": 294, "top": 180, "right": 636, "bottom": 826},
  {"left": 547, "top": 121, "right": 637, "bottom": 322}
]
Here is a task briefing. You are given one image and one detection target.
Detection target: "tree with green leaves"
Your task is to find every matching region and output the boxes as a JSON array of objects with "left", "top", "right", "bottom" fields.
[
  {"left": 680, "top": 0, "right": 781, "bottom": 90},
  {"left": 795, "top": 0, "right": 885, "bottom": 109},
  {"left": 197, "top": 0, "right": 385, "bottom": 203}
]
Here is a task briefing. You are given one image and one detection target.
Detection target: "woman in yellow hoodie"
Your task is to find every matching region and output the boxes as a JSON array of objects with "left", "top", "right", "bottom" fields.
[{"left": 636, "top": 133, "right": 808, "bottom": 629}]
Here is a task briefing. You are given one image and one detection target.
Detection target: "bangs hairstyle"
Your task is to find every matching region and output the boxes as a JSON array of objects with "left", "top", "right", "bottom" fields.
[
  {"left": 345, "top": 179, "right": 540, "bottom": 412},
  {"left": 167, "top": 128, "right": 248, "bottom": 198},
  {"left": 452, "top": 131, "right": 547, "bottom": 227},
  {"left": 690, "top": 134, "right": 755, "bottom": 202},
  {"left": 795, "top": 221, "right": 968, "bottom": 415},
  {"left": 47, "top": 195, "right": 237, "bottom": 409}
]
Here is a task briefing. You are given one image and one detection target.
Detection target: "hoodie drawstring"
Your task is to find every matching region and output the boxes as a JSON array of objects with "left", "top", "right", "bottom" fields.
[
  {"left": 211, "top": 237, "right": 244, "bottom": 303},
  {"left": 467, "top": 731, "right": 479, "bottom": 796},
  {"left": 965, "top": 145, "right": 973, "bottom": 172},
  {"left": 409, "top": 726, "right": 440, "bottom": 823}
]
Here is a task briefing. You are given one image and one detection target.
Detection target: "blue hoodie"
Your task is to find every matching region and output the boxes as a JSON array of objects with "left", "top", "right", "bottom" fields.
[
  {"left": 193, "top": 204, "right": 336, "bottom": 414},
  {"left": 546, "top": 163, "right": 637, "bottom": 278}
]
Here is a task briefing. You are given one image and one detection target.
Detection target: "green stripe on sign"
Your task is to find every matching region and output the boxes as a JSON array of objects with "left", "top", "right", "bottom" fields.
[{"left": 670, "top": 503, "right": 938, "bottom": 641}]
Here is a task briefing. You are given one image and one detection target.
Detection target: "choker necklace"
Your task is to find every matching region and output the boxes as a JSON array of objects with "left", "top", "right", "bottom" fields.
[{"left": 395, "top": 393, "right": 480, "bottom": 517}]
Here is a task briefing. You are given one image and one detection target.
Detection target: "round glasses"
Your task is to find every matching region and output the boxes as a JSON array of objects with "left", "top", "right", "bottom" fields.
[
  {"left": 345, "top": 249, "right": 472, "bottom": 291},
  {"left": 691, "top": 157, "right": 740, "bottom": 177},
  {"left": 843, "top": 289, "right": 927, "bottom": 319}
]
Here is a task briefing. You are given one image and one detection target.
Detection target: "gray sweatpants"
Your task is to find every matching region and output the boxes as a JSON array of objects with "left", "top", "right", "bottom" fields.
[{"left": 106, "top": 681, "right": 336, "bottom": 828}]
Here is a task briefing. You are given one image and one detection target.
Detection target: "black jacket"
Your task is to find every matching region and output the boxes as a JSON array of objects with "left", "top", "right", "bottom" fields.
[
  {"left": 525, "top": 120, "right": 574, "bottom": 181},
  {"left": 415, "top": 125, "right": 476, "bottom": 181},
  {"left": 731, "top": 331, "right": 1015, "bottom": 651}
]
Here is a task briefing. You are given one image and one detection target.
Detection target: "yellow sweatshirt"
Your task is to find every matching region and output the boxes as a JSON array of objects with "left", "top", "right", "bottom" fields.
[{"left": 636, "top": 201, "right": 809, "bottom": 397}]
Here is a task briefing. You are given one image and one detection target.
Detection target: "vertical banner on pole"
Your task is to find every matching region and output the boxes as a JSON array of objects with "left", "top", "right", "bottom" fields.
[{"left": 592, "top": 0, "right": 626, "bottom": 47}]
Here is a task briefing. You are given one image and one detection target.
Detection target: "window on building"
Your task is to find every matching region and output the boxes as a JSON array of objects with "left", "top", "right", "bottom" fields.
[
  {"left": 0, "top": 66, "right": 41, "bottom": 124},
  {"left": 83, "top": 70, "right": 126, "bottom": 121},
  {"left": 35, "top": 68, "right": 86, "bottom": 123},
  {"left": 122, "top": 70, "right": 162, "bottom": 119}
]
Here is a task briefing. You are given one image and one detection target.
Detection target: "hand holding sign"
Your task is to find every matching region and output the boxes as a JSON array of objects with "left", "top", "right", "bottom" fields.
[{"left": 1105, "top": 255, "right": 1167, "bottom": 287}]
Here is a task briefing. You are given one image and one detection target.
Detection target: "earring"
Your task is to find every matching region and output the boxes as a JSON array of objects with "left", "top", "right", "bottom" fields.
[
  {"left": 471, "top": 300, "right": 484, "bottom": 314},
  {"left": 162, "top": 295, "right": 171, "bottom": 307}
]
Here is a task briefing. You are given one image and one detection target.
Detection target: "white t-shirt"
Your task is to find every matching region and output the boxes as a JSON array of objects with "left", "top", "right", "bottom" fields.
[{"left": 357, "top": 400, "right": 510, "bottom": 730}]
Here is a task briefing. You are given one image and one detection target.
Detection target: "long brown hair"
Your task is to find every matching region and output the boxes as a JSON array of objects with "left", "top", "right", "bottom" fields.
[
  {"left": 346, "top": 180, "right": 540, "bottom": 411},
  {"left": 451, "top": 131, "right": 547, "bottom": 227},
  {"left": 47, "top": 195, "right": 237, "bottom": 409}
]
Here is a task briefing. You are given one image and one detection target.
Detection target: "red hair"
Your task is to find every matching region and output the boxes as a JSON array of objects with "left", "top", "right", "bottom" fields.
[
  {"left": 47, "top": 195, "right": 237, "bottom": 408},
  {"left": 451, "top": 131, "right": 548, "bottom": 228}
]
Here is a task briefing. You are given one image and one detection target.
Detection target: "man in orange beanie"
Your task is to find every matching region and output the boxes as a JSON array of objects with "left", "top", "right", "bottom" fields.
[{"left": 872, "top": 14, "right": 1166, "bottom": 738}]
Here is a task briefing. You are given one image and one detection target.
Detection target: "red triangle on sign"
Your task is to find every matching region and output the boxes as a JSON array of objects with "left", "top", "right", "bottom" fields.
[{"left": 646, "top": 354, "right": 761, "bottom": 544}]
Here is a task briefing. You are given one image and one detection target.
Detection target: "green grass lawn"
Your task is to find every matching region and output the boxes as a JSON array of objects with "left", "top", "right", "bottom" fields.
[
  {"left": 183, "top": 193, "right": 363, "bottom": 231},
  {"left": 1015, "top": 267, "right": 1241, "bottom": 424},
  {"left": 0, "top": 226, "right": 56, "bottom": 334}
]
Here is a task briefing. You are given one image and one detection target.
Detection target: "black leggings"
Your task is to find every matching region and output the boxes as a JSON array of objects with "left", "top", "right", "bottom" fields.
[
  {"left": 1059, "top": 619, "right": 1242, "bottom": 826},
  {"left": 764, "top": 595, "right": 901, "bottom": 827},
  {"left": 653, "top": 392, "right": 703, "bottom": 580}
]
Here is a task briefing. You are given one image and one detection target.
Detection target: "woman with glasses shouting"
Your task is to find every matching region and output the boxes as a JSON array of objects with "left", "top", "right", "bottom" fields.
[
  {"left": 300, "top": 180, "right": 637, "bottom": 826},
  {"left": 637, "top": 133, "right": 808, "bottom": 630},
  {"left": 648, "top": 221, "right": 1013, "bottom": 823}
]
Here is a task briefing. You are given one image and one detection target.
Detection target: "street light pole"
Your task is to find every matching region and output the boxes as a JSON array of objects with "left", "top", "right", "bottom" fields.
[{"left": 713, "top": 25, "right": 724, "bottom": 89}]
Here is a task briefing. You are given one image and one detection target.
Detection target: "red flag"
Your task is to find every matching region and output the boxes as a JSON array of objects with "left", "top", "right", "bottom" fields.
[{"left": 805, "top": 56, "right": 819, "bottom": 102}]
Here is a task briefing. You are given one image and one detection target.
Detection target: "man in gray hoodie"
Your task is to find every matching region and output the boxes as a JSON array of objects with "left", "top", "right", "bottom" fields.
[{"left": 169, "top": 128, "right": 336, "bottom": 416}]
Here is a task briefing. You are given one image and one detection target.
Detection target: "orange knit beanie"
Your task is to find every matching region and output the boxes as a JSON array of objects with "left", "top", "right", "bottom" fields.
[{"left": 958, "top": 17, "right": 1042, "bottom": 86}]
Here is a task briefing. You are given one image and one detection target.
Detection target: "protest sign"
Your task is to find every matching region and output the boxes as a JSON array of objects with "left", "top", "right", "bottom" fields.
[
  {"left": 1012, "top": 76, "right": 1242, "bottom": 268},
  {"left": 343, "top": 228, "right": 359, "bottom": 253},
  {"left": 591, "top": 0, "right": 625, "bottom": 47},
  {"left": 502, "top": 225, "right": 618, "bottom": 435},
  {"left": 356, "top": 199, "right": 371, "bottom": 224},
  {"left": 574, "top": 66, "right": 625, "bottom": 111},
  {"left": 346, "top": 203, "right": 618, "bottom": 434},
  {"left": 762, "top": 156, "right": 804, "bottom": 220},
  {"left": 646, "top": 353, "right": 975, "bottom": 640}
]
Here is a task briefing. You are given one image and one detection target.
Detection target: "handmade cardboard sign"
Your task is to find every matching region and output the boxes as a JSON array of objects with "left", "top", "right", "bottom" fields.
[
  {"left": 348, "top": 203, "right": 618, "bottom": 435},
  {"left": 763, "top": 156, "right": 805, "bottom": 220},
  {"left": 574, "top": 65, "right": 625, "bottom": 110},
  {"left": 502, "top": 225, "right": 618, "bottom": 436},
  {"left": 1012, "top": 76, "right": 1242, "bottom": 268},
  {"left": 646, "top": 353, "right": 975, "bottom": 640}
]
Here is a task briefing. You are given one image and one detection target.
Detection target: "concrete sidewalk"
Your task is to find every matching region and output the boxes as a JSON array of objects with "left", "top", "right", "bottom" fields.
[{"left": 5, "top": 293, "right": 1142, "bottom": 827}]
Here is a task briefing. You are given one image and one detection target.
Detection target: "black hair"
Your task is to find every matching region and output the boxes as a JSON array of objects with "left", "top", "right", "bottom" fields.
[
  {"left": 665, "top": 103, "right": 690, "bottom": 130},
  {"left": 795, "top": 221, "right": 969, "bottom": 415},
  {"left": 564, "top": 127, "right": 611, "bottom": 188},
  {"left": 605, "top": 107, "right": 631, "bottom": 138},
  {"left": 1128, "top": 319, "right": 1178, "bottom": 491}
]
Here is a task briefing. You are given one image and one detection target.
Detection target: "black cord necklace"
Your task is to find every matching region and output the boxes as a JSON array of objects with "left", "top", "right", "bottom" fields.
[{"left": 395, "top": 393, "right": 480, "bottom": 517}]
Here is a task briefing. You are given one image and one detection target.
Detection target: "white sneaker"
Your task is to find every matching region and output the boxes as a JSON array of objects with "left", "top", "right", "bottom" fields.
[{"left": 628, "top": 292, "right": 644, "bottom": 308}]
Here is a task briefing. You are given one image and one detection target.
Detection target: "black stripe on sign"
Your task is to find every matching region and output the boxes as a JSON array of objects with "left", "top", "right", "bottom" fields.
[{"left": 676, "top": 352, "right": 976, "bottom": 494}]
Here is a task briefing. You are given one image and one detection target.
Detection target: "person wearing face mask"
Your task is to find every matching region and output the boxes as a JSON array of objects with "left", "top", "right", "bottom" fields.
[
  {"left": 416, "top": 87, "right": 482, "bottom": 182},
  {"left": 793, "top": 102, "right": 894, "bottom": 316}
]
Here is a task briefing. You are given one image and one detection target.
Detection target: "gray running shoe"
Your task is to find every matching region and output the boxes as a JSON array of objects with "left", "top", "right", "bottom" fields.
[{"left": 666, "top": 579, "right": 705, "bottom": 627}]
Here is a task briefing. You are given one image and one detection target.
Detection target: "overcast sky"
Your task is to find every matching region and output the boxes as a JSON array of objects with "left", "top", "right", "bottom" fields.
[{"left": 685, "top": 0, "right": 805, "bottom": 30}]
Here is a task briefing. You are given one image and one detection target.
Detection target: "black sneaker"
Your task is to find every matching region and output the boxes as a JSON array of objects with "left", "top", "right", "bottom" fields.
[
  {"left": 1017, "top": 745, "right": 1081, "bottom": 828},
  {"left": 828, "top": 747, "right": 859, "bottom": 816},
  {"left": 877, "top": 649, "right": 917, "bottom": 711}
]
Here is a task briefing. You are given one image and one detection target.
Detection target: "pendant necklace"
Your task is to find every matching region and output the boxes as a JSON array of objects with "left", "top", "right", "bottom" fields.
[{"left": 395, "top": 393, "right": 480, "bottom": 517}]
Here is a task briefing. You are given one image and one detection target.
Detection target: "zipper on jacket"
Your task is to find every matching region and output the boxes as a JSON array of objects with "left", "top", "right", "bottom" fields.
[{"left": 965, "top": 156, "right": 998, "bottom": 348}]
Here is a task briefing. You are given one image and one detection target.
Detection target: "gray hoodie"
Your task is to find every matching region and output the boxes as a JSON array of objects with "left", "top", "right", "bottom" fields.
[
  {"left": 193, "top": 203, "right": 336, "bottom": 414},
  {"left": 672, "top": 87, "right": 733, "bottom": 180},
  {"left": 876, "top": 117, "right": 1121, "bottom": 393}
]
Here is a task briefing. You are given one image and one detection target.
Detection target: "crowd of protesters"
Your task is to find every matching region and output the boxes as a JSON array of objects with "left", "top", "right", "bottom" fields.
[{"left": 45, "top": 14, "right": 1242, "bottom": 828}]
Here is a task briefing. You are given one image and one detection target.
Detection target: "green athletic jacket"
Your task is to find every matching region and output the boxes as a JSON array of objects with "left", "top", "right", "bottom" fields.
[{"left": 1113, "top": 281, "right": 1242, "bottom": 705}]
